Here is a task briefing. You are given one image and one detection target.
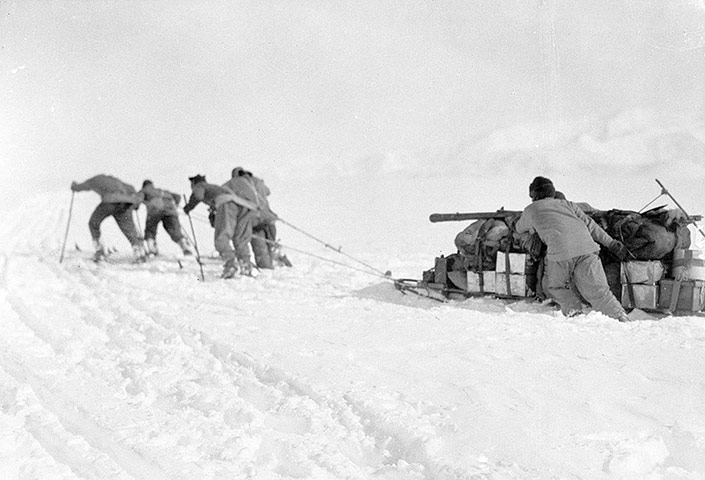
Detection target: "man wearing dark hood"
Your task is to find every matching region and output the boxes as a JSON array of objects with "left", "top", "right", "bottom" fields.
[{"left": 515, "top": 176, "right": 631, "bottom": 322}]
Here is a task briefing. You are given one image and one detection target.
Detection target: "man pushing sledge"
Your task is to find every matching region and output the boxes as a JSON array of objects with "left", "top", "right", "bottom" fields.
[{"left": 515, "top": 176, "right": 632, "bottom": 322}]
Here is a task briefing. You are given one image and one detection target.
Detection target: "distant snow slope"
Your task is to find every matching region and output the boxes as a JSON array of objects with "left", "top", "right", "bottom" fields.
[{"left": 1, "top": 191, "right": 704, "bottom": 479}]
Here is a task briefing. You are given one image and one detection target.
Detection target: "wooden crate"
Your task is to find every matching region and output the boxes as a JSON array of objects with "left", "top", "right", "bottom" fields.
[
  {"left": 495, "top": 252, "right": 528, "bottom": 275},
  {"left": 620, "top": 261, "right": 665, "bottom": 285},
  {"left": 467, "top": 271, "right": 495, "bottom": 294},
  {"left": 672, "top": 249, "right": 705, "bottom": 281},
  {"left": 621, "top": 284, "right": 659, "bottom": 309},
  {"left": 495, "top": 273, "right": 529, "bottom": 297},
  {"left": 658, "top": 279, "right": 705, "bottom": 312}
]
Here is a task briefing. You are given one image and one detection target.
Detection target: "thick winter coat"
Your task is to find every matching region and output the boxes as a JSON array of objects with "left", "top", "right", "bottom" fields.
[
  {"left": 137, "top": 184, "right": 180, "bottom": 215},
  {"left": 184, "top": 181, "right": 254, "bottom": 267},
  {"left": 223, "top": 177, "right": 259, "bottom": 206},
  {"left": 223, "top": 174, "right": 277, "bottom": 222},
  {"left": 71, "top": 175, "right": 137, "bottom": 204},
  {"left": 184, "top": 183, "right": 237, "bottom": 212},
  {"left": 515, "top": 198, "right": 615, "bottom": 261}
]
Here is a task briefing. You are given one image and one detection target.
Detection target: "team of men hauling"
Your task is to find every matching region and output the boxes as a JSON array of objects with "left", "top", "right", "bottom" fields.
[
  {"left": 71, "top": 168, "right": 286, "bottom": 279},
  {"left": 71, "top": 172, "right": 639, "bottom": 321}
]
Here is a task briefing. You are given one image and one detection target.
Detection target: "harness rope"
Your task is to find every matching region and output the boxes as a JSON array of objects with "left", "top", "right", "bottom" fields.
[{"left": 185, "top": 212, "right": 396, "bottom": 281}]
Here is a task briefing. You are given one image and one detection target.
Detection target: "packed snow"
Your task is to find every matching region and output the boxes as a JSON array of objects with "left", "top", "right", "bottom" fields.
[{"left": 1, "top": 189, "right": 704, "bottom": 480}]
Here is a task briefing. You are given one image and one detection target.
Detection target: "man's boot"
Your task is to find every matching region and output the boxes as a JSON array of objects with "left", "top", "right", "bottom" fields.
[
  {"left": 272, "top": 242, "right": 292, "bottom": 267},
  {"left": 145, "top": 238, "right": 159, "bottom": 256},
  {"left": 92, "top": 239, "right": 106, "bottom": 262},
  {"left": 238, "top": 258, "right": 255, "bottom": 277},
  {"left": 221, "top": 257, "right": 238, "bottom": 279},
  {"left": 133, "top": 244, "right": 147, "bottom": 264},
  {"left": 178, "top": 237, "right": 193, "bottom": 256}
]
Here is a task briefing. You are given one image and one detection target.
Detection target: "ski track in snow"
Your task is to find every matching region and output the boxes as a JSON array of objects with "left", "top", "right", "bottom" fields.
[
  {"left": 1, "top": 192, "right": 705, "bottom": 479},
  {"left": 0, "top": 251, "right": 528, "bottom": 480}
]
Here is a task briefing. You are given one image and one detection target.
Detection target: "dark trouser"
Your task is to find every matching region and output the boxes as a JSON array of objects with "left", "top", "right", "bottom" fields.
[
  {"left": 251, "top": 226, "right": 273, "bottom": 269},
  {"left": 144, "top": 211, "right": 184, "bottom": 243},
  {"left": 89, "top": 202, "right": 141, "bottom": 246},
  {"left": 546, "top": 253, "right": 626, "bottom": 320},
  {"left": 213, "top": 202, "right": 253, "bottom": 264}
]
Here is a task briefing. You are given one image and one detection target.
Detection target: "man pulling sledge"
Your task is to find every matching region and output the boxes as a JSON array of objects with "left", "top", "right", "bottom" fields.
[
  {"left": 224, "top": 167, "right": 289, "bottom": 268},
  {"left": 183, "top": 174, "right": 255, "bottom": 278},
  {"left": 515, "top": 176, "right": 632, "bottom": 322},
  {"left": 136, "top": 180, "right": 193, "bottom": 256},
  {"left": 71, "top": 174, "right": 147, "bottom": 263}
]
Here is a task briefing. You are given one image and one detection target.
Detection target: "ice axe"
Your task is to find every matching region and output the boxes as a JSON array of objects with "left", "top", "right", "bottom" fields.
[{"left": 655, "top": 179, "right": 705, "bottom": 240}]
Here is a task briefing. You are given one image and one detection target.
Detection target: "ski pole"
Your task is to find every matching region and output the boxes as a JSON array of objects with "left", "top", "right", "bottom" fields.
[
  {"left": 59, "top": 191, "right": 75, "bottom": 263},
  {"left": 655, "top": 179, "right": 705, "bottom": 240},
  {"left": 184, "top": 195, "right": 205, "bottom": 281}
]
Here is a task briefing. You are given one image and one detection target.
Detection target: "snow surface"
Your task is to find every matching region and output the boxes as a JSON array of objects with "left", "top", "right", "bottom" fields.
[{"left": 1, "top": 191, "right": 705, "bottom": 480}]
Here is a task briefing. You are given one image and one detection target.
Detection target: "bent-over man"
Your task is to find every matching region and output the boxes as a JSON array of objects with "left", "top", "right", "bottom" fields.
[
  {"left": 515, "top": 176, "right": 631, "bottom": 322},
  {"left": 183, "top": 174, "right": 255, "bottom": 278},
  {"left": 71, "top": 174, "right": 146, "bottom": 263},
  {"left": 225, "top": 167, "right": 286, "bottom": 268},
  {"left": 137, "top": 180, "right": 193, "bottom": 256}
]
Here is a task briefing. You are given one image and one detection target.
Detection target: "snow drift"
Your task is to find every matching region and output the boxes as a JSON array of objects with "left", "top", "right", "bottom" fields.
[{"left": 1, "top": 192, "right": 705, "bottom": 479}]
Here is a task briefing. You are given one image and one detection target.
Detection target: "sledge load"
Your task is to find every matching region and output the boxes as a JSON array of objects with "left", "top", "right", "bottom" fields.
[{"left": 396, "top": 184, "right": 705, "bottom": 316}]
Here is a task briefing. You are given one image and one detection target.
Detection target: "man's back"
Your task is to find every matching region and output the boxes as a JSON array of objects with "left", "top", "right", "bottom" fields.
[
  {"left": 140, "top": 184, "right": 179, "bottom": 214},
  {"left": 223, "top": 176, "right": 259, "bottom": 205},
  {"left": 516, "top": 198, "right": 603, "bottom": 261},
  {"left": 73, "top": 175, "right": 136, "bottom": 203}
]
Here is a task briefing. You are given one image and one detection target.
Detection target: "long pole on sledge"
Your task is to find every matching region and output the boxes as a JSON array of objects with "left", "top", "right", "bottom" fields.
[
  {"left": 429, "top": 211, "right": 521, "bottom": 223},
  {"left": 59, "top": 191, "right": 75, "bottom": 263},
  {"left": 184, "top": 195, "right": 205, "bottom": 281},
  {"left": 655, "top": 179, "right": 705, "bottom": 240}
]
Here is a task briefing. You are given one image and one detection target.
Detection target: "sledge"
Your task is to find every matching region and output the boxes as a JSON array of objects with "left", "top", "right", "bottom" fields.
[{"left": 406, "top": 180, "right": 705, "bottom": 316}]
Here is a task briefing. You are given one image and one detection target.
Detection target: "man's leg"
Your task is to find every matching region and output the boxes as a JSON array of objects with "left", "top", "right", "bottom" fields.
[
  {"left": 113, "top": 204, "right": 142, "bottom": 246},
  {"left": 214, "top": 203, "right": 238, "bottom": 277},
  {"left": 162, "top": 213, "right": 193, "bottom": 254},
  {"left": 250, "top": 227, "right": 273, "bottom": 269},
  {"left": 143, "top": 212, "right": 162, "bottom": 255},
  {"left": 113, "top": 204, "right": 146, "bottom": 262},
  {"left": 232, "top": 207, "right": 254, "bottom": 274},
  {"left": 545, "top": 258, "right": 585, "bottom": 316},
  {"left": 161, "top": 214, "right": 184, "bottom": 243},
  {"left": 573, "top": 253, "right": 629, "bottom": 321},
  {"left": 88, "top": 202, "right": 114, "bottom": 259}
]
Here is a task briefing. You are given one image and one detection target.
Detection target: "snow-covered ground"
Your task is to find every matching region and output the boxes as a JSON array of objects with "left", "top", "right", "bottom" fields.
[{"left": 1, "top": 191, "right": 704, "bottom": 480}]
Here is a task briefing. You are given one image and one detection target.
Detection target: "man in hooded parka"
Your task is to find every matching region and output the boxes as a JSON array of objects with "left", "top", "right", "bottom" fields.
[
  {"left": 136, "top": 180, "right": 193, "bottom": 256},
  {"left": 183, "top": 174, "right": 255, "bottom": 278},
  {"left": 71, "top": 174, "right": 146, "bottom": 262},
  {"left": 515, "top": 176, "right": 632, "bottom": 322}
]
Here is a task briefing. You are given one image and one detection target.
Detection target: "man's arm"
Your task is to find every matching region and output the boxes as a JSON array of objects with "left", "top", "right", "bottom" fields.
[
  {"left": 570, "top": 202, "right": 613, "bottom": 246},
  {"left": 170, "top": 191, "right": 181, "bottom": 206},
  {"left": 70, "top": 178, "right": 94, "bottom": 192},
  {"left": 183, "top": 187, "right": 204, "bottom": 214},
  {"left": 571, "top": 202, "right": 630, "bottom": 259},
  {"left": 514, "top": 207, "right": 533, "bottom": 234}
]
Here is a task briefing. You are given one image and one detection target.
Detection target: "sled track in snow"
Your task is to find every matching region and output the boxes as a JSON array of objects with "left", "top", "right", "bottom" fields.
[
  {"left": 55, "top": 255, "right": 510, "bottom": 479},
  {"left": 0, "top": 252, "right": 540, "bottom": 479}
]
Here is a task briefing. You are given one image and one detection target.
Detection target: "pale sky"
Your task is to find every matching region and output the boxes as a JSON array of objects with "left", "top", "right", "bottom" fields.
[{"left": 1, "top": 0, "right": 704, "bottom": 211}]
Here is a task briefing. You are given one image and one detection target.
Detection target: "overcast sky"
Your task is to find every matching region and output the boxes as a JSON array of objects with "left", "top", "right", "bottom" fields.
[{"left": 1, "top": 0, "right": 704, "bottom": 214}]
